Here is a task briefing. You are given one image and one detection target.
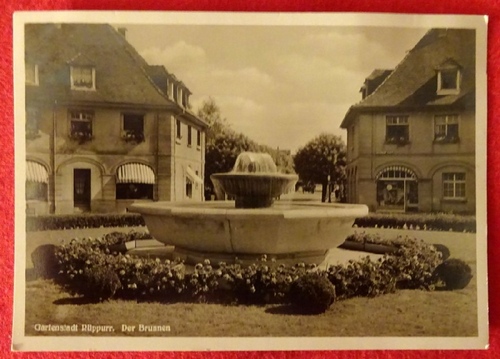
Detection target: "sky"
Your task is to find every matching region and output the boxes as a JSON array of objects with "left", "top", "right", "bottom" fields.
[{"left": 121, "top": 24, "right": 428, "bottom": 153}]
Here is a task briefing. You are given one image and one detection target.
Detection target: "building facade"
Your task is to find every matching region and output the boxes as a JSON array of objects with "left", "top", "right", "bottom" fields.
[
  {"left": 25, "top": 24, "right": 207, "bottom": 215},
  {"left": 340, "top": 29, "right": 476, "bottom": 213}
]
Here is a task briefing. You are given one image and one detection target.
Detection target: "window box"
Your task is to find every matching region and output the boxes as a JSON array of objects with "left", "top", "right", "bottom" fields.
[
  {"left": 434, "top": 135, "right": 460, "bottom": 144},
  {"left": 69, "top": 131, "right": 93, "bottom": 144},
  {"left": 385, "top": 137, "right": 410, "bottom": 146},
  {"left": 122, "top": 130, "right": 145, "bottom": 143}
]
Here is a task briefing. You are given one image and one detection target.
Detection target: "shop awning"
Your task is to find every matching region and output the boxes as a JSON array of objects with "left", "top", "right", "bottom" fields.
[
  {"left": 26, "top": 161, "right": 48, "bottom": 183},
  {"left": 116, "top": 163, "right": 155, "bottom": 184},
  {"left": 186, "top": 167, "right": 204, "bottom": 185}
]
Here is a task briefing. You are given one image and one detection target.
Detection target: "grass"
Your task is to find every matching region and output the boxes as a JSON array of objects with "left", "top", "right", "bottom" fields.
[
  {"left": 23, "top": 226, "right": 480, "bottom": 337},
  {"left": 25, "top": 274, "right": 477, "bottom": 337}
]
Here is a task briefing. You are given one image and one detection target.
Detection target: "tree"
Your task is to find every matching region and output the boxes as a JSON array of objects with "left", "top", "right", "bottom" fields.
[
  {"left": 198, "top": 97, "right": 296, "bottom": 199},
  {"left": 197, "top": 97, "right": 231, "bottom": 145},
  {"left": 258, "top": 145, "right": 295, "bottom": 174},
  {"left": 293, "top": 133, "right": 347, "bottom": 202},
  {"left": 198, "top": 98, "right": 260, "bottom": 199}
]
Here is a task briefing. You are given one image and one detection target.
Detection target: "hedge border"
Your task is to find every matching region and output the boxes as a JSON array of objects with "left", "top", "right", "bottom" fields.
[{"left": 26, "top": 213, "right": 145, "bottom": 232}]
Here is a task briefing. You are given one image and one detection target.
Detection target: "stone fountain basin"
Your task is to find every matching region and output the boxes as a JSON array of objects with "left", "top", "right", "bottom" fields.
[{"left": 129, "top": 201, "right": 369, "bottom": 263}]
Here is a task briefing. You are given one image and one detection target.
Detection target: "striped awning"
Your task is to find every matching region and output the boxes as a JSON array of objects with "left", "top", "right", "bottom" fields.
[
  {"left": 376, "top": 166, "right": 417, "bottom": 180},
  {"left": 26, "top": 161, "right": 48, "bottom": 183},
  {"left": 186, "top": 166, "right": 203, "bottom": 185},
  {"left": 116, "top": 163, "right": 155, "bottom": 184}
]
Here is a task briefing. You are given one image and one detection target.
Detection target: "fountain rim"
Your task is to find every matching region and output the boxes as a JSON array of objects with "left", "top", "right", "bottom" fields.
[{"left": 129, "top": 200, "right": 369, "bottom": 219}]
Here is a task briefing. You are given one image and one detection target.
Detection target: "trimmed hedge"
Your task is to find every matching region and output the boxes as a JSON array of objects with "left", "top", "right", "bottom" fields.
[
  {"left": 26, "top": 213, "right": 145, "bottom": 232},
  {"left": 353, "top": 213, "right": 476, "bottom": 233}
]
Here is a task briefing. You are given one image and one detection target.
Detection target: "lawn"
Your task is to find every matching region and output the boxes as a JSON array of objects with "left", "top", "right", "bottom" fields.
[
  {"left": 23, "top": 226, "right": 479, "bottom": 337},
  {"left": 25, "top": 274, "right": 477, "bottom": 337}
]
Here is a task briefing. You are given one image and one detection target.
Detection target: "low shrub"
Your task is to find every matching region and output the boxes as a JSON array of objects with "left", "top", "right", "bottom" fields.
[
  {"left": 432, "top": 244, "right": 451, "bottom": 261},
  {"left": 381, "top": 238, "right": 443, "bottom": 290},
  {"left": 31, "top": 244, "right": 59, "bottom": 279},
  {"left": 353, "top": 213, "right": 476, "bottom": 233},
  {"left": 82, "top": 266, "right": 121, "bottom": 302},
  {"left": 289, "top": 273, "right": 336, "bottom": 314},
  {"left": 326, "top": 256, "right": 397, "bottom": 300},
  {"left": 433, "top": 258, "right": 473, "bottom": 290},
  {"left": 26, "top": 213, "right": 146, "bottom": 232}
]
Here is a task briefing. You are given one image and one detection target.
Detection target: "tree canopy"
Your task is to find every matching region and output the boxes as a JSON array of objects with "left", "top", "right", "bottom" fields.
[
  {"left": 293, "top": 133, "right": 347, "bottom": 201},
  {"left": 198, "top": 98, "right": 297, "bottom": 199}
]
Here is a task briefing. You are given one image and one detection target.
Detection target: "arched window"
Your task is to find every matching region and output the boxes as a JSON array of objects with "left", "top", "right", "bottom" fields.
[
  {"left": 376, "top": 166, "right": 418, "bottom": 211},
  {"left": 26, "top": 161, "right": 48, "bottom": 201},
  {"left": 116, "top": 163, "right": 154, "bottom": 200}
]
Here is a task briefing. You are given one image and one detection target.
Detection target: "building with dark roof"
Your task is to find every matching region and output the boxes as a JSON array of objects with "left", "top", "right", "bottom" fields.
[
  {"left": 25, "top": 23, "right": 208, "bottom": 214},
  {"left": 340, "top": 29, "right": 475, "bottom": 213}
]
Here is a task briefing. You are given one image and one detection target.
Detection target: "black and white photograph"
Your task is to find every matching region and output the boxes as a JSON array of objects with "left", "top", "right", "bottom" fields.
[{"left": 13, "top": 11, "right": 488, "bottom": 351}]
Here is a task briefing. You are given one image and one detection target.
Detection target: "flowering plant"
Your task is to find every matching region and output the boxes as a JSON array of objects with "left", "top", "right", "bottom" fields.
[
  {"left": 122, "top": 130, "right": 145, "bottom": 143},
  {"left": 69, "top": 131, "right": 93, "bottom": 144}
]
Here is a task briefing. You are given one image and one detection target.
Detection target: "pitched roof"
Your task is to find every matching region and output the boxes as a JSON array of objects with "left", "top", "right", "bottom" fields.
[
  {"left": 341, "top": 28, "right": 475, "bottom": 128},
  {"left": 25, "top": 24, "right": 198, "bottom": 113}
]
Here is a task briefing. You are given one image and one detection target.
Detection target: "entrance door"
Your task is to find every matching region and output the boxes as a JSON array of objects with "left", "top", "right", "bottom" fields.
[{"left": 74, "top": 169, "right": 91, "bottom": 212}]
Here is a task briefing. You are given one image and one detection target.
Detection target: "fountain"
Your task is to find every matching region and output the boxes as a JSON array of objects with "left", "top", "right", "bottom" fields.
[{"left": 129, "top": 152, "right": 368, "bottom": 265}]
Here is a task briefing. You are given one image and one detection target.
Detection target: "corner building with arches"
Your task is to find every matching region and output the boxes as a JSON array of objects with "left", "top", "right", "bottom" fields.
[
  {"left": 25, "top": 24, "right": 207, "bottom": 215},
  {"left": 341, "top": 28, "right": 476, "bottom": 213}
]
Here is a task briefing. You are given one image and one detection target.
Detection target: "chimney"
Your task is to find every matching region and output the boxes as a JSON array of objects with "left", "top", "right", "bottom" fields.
[{"left": 117, "top": 27, "right": 127, "bottom": 38}]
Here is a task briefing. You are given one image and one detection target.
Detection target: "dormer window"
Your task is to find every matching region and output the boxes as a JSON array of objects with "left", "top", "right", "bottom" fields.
[
  {"left": 436, "top": 60, "right": 461, "bottom": 95},
  {"left": 70, "top": 66, "right": 95, "bottom": 90},
  {"left": 168, "top": 82, "right": 175, "bottom": 100},
  {"left": 178, "top": 87, "right": 183, "bottom": 106},
  {"left": 25, "top": 63, "right": 38, "bottom": 86}
]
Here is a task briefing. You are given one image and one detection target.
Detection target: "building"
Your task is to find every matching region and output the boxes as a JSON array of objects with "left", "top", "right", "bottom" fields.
[
  {"left": 25, "top": 24, "right": 208, "bottom": 215},
  {"left": 340, "top": 29, "right": 475, "bottom": 213}
]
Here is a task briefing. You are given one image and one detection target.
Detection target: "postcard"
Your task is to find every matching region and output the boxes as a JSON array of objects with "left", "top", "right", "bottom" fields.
[{"left": 12, "top": 11, "right": 488, "bottom": 351}]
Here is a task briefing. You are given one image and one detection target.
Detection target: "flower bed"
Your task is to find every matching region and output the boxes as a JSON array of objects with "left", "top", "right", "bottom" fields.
[
  {"left": 50, "top": 231, "right": 471, "bottom": 307},
  {"left": 26, "top": 213, "right": 146, "bottom": 232},
  {"left": 353, "top": 212, "right": 476, "bottom": 233}
]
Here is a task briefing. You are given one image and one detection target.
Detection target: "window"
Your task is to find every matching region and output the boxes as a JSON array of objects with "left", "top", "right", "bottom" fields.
[
  {"left": 176, "top": 119, "right": 182, "bottom": 139},
  {"left": 443, "top": 173, "right": 466, "bottom": 199},
  {"left": 178, "top": 88, "right": 183, "bottom": 105},
  {"left": 122, "top": 113, "right": 144, "bottom": 142},
  {"left": 187, "top": 126, "right": 192, "bottom": 146},
  {"left": 386, "top": 115, "right": 409, "bottom": 145},
  {"left": 25, "top": 63, "right": 38, "bottom": 85},
  {"left": 69, "top": 110, "right": 93, "bottom": 142},
  {"left": 26, "top": 108, "right": 40, "bottom": 139},
  {"left": 435, "top": 114, "right": 459, "bottom": 143},
  {"left": 186, "top": 178, "right": 193, "bottom": 198},
  {"left": 116, "top": 163, "right": 154, "bottom": 200},
  {"left": 376, "top": 166, "right": 418, "bottom": 210},
  {"left": 437, "top": 68, "right": 460, "bottom": 95},
  {"left": 173, "top": 85, "right": 178, "bottom": 102},
  {"left": 167, "top": 80, "right": 174, "bottom": 100},
  {"left": 26, "top": 161, "right": 48, "bottom": 201},
  {"left": 26, "top": 182, "right": 48, "bottom": 201},
  {"left": 182, "top": 91, "right": 189, "bottom": 108},
  {"left": 71, "top": 66, "right": 95, "bottom": 90},
  {"left": 197, "top": 130, "right": 201, "bottom": 147}
]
